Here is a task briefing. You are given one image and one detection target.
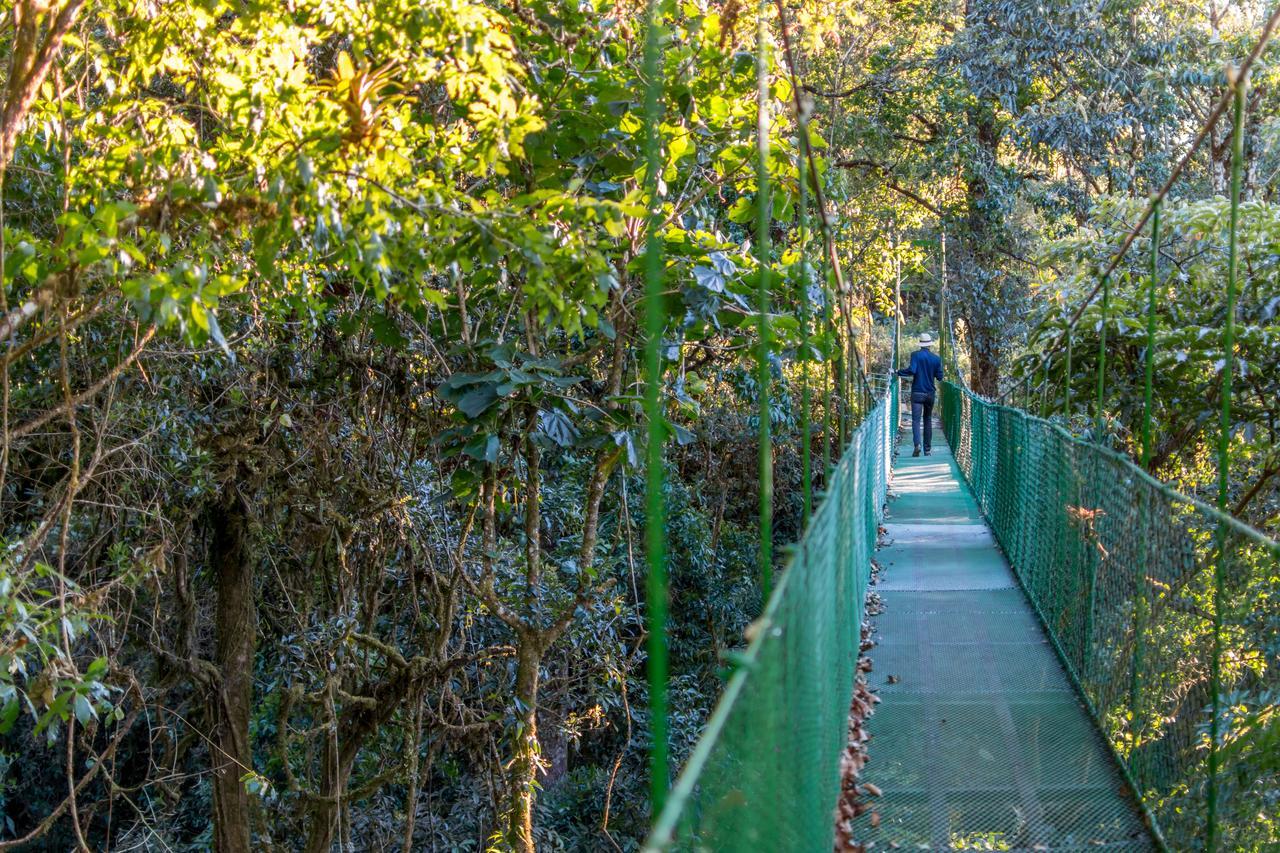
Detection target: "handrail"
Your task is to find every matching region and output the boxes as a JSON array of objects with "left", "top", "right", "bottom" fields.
[
  {"left": 941, "top": 378, "right": 1280, "bottom": 849},
  {"left": 644, "top": 381, "right": 897, "bottom": 851}
]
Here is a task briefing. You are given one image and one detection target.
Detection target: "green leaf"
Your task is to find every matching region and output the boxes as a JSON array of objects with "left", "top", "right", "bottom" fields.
[
  {"left": 190, "top": 299, "right": 210, "bottom": 333},
  {"left": 671, "top": 422, "right": 696, "bottom": 445},
  {"left": 73, "top": 694, "right": 97, "bottom": 726},
  {"left": 207, "top": 311, "right": 234, "bottom": 361},
  {"left": 463, "top": 433, "right": 500, "bottom": 463},
  {"left": 537, "top": 409, "right": 579, "bottom": 447},
  {"left": 0, "top": 699, "right": 18, "bottom": 735},
  {"left": 86, "top": 657, "right": 109, "bottom": 680},
  {"left": 369, "top": 313, "right": 408, "bottom": 347},
  {"left": 612, "top": 430, "right": 638, "bottom": 466},
  {"left": 457, "top": 385, "right": 500, "bottom": 419},
  {"left": 727, "top": 196, "right": 754, "bottom": 224}
]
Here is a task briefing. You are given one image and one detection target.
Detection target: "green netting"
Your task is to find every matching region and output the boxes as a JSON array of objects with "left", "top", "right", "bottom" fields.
[
  {"left": 941, "top": 380, "right": 1280, "bottom": 850},
  {"left": 865, "top": 431, "right": 1152, "bottom": 850},
  {"left": 644, "top": 381, "right": 898, "bottom": 852}
]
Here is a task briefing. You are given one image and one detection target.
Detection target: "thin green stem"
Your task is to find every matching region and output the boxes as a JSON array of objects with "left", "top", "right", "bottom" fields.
[
  {"left": 822, "top": 255, "right": 833, "bottom": 482},
  {"left": 798, "top": 125, "right": 811, "bottom": 525},
  {"left": 1065, "top": 321, "right": 1073, "bottom": 417}
]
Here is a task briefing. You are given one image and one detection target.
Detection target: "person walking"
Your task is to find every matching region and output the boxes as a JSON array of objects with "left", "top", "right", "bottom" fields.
[{"left": 897, "top": 332, "right": 944, "bottom": 457}]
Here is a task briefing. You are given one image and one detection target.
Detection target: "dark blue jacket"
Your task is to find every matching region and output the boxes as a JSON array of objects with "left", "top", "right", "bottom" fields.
[{"left": 897, "top": 348, "right": 943, "bottom": 397}]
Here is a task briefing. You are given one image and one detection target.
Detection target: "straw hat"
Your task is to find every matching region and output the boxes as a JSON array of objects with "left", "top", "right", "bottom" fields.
[{"left": 919, "top": 332, "right": 934, "bottom": 347}]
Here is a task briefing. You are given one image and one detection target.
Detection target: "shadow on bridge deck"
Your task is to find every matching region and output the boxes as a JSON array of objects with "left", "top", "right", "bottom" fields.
[{"left": 861, "top": 417, "right": 1155, "bottom": 851}]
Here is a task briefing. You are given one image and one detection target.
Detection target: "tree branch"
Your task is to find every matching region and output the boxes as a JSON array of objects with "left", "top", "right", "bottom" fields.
[
  {"left": 834, "top": 159, "right": 943, "bottom": 215},
  {"left": 1233, "top": 460, "right": 1280, "bottom": 519},
  {"left": 10, "top": 325, "right": 157, "bottom": 440},
  {"left": 0, "top": 690, "right": 141, "bottom": 850},
  {"left": 0, "top": 0, "right": 88, "bottom": 169}
]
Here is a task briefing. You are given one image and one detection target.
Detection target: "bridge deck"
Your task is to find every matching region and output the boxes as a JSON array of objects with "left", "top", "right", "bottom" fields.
[{"left": 861, "top": 417, "right": 1154, "bottom": 850}]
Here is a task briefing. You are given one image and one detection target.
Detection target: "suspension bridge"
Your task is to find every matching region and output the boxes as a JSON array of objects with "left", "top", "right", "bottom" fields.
[
  {"left": 627, "top": 2, "right": 1280, "bottom": 848},
  {"left": 864, "top": 394, "right": 1152, "bottom": 849},
  {"left": 643, "top": 371, "right": 1279, "bottom": 851}
]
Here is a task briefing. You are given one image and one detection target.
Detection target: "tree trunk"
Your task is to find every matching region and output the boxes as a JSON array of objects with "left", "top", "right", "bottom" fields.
[
  {"left": 210, "top": 491, "right": 255, "bottom": 853},
  {"left": 956, "top": 0, "right": 1007, "bottom": 397},
  {"left": 303, "top": 711, "right": 363, "bottom": 853},
  {"left": 962, "top": 84, "right": 1003, "bottom": 393},
  {"left": 968, "top": 322, "right": 1001, "bottom": 398},
  {"left": 505, "top": 636, "right": 542, "bottom": 853},
  {"left": 524, "top": 421, "right": 542, "bottom": 596},
  {"left": 302, "top": 671, "right": 425, "bottom": 853}
]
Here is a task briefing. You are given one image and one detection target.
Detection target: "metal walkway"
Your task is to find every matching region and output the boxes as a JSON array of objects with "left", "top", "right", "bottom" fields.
[{"left": 861, "top": 419, "right": 1154, "bottom": 850}]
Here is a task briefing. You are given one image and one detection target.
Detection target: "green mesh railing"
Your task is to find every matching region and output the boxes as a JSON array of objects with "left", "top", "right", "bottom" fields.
[
  {"left": 645, "top": 381, "right": 897, "bottom": 851},
  {"left": 941, "top": 380, "right": 1280, "bottom": 850}
]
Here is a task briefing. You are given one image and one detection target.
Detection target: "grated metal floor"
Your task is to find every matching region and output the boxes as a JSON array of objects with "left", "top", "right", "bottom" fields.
[{"left": 861, "top": 422, "right": 1154, "bottom": 851}]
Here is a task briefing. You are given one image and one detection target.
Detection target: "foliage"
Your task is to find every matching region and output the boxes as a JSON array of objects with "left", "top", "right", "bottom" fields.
[
  {"left": 1022, "top": 195, "right": 1280, "bottom": 535},
  {"left": 0, "top": 0, "right": 851, "bottom": 849},
  {"left": 1, "top": 0, "right": 1277, "bottom": 848}
]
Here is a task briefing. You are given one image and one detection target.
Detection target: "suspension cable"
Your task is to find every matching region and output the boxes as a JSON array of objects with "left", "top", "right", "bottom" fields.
[
  {"left": 1062, "top": 5, "right": 1280, "bottom": 334},
  {"left": 640, "top": 0, "right": 669, "bottom": 816},
  {"left": 799, "top": 102, "right": 813, "bottom": 525},
  {"left": 1207, "top": 68, "right": 1249, "bottom": 850},
  {"left": 755, "top": 0, "right": 774, "bottom": 603}
]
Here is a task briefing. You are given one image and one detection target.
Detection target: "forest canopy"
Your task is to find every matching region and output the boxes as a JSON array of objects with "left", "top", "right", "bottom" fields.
[{"left": 1, "top": 0, "right": 1277, "bottom": 850}]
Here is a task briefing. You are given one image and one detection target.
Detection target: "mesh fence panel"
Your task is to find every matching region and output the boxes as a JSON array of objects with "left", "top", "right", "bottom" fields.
[
  {"left": 645, "top": 382, "right": 897, "bottom": 852},
  {"left": 865, "top": 428, "right": 1152, "bottom": 850},
  {"left": 941, "top": 381, "right": 1280, "bottom": 850}
]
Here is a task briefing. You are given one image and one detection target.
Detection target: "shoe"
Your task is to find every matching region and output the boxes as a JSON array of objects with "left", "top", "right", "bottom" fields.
[
  {"left": 912, "top": 447, "right": 921, "bottom": 457},
  {"left": 924, "top": 450, "right": 932, "bottom": 456}
]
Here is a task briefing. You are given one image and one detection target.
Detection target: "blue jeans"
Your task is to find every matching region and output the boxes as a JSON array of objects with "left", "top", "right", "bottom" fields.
[{"left": 911, "top": 392, "right": 935, "bottom": 451}]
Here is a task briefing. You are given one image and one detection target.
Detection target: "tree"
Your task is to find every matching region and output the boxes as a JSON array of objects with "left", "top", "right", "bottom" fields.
[{"left": 1, "top": 0, "right": 855, "bottom": 848}]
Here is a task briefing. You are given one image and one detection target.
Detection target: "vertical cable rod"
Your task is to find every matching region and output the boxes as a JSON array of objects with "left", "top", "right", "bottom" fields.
[
  {"left": 639, "top": 0, "right": 668, "bottom": 815},
  {"left": 1129, "top": 201, "right": 1164, "bottom": 755},
  {"left": 754, "top": 0, "right": 774, "bottom": 602},
  {"left": 797, "top": 74, "right": 812, "bottom": 525},
  {"left": 1064, "top": 320, "right": 1073, "bottom": 417},
  {"left": 822, "top": 254, "right": 833, "bottom": 482},
  {"left": 1207, "top": 67, "right": 1247, "bottom": 851},
  {"left": 1141, "top": 201, "right": 1161, "bottom": 470},
  {"left": 938, "top": 232, "right": 947, "bottom": 376},
  {"left": 893, "top": 230, "right": 902, "bottom": 372},
  {"left": 1094, "top": 273, "right": 1110, "bottom": 443}
]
